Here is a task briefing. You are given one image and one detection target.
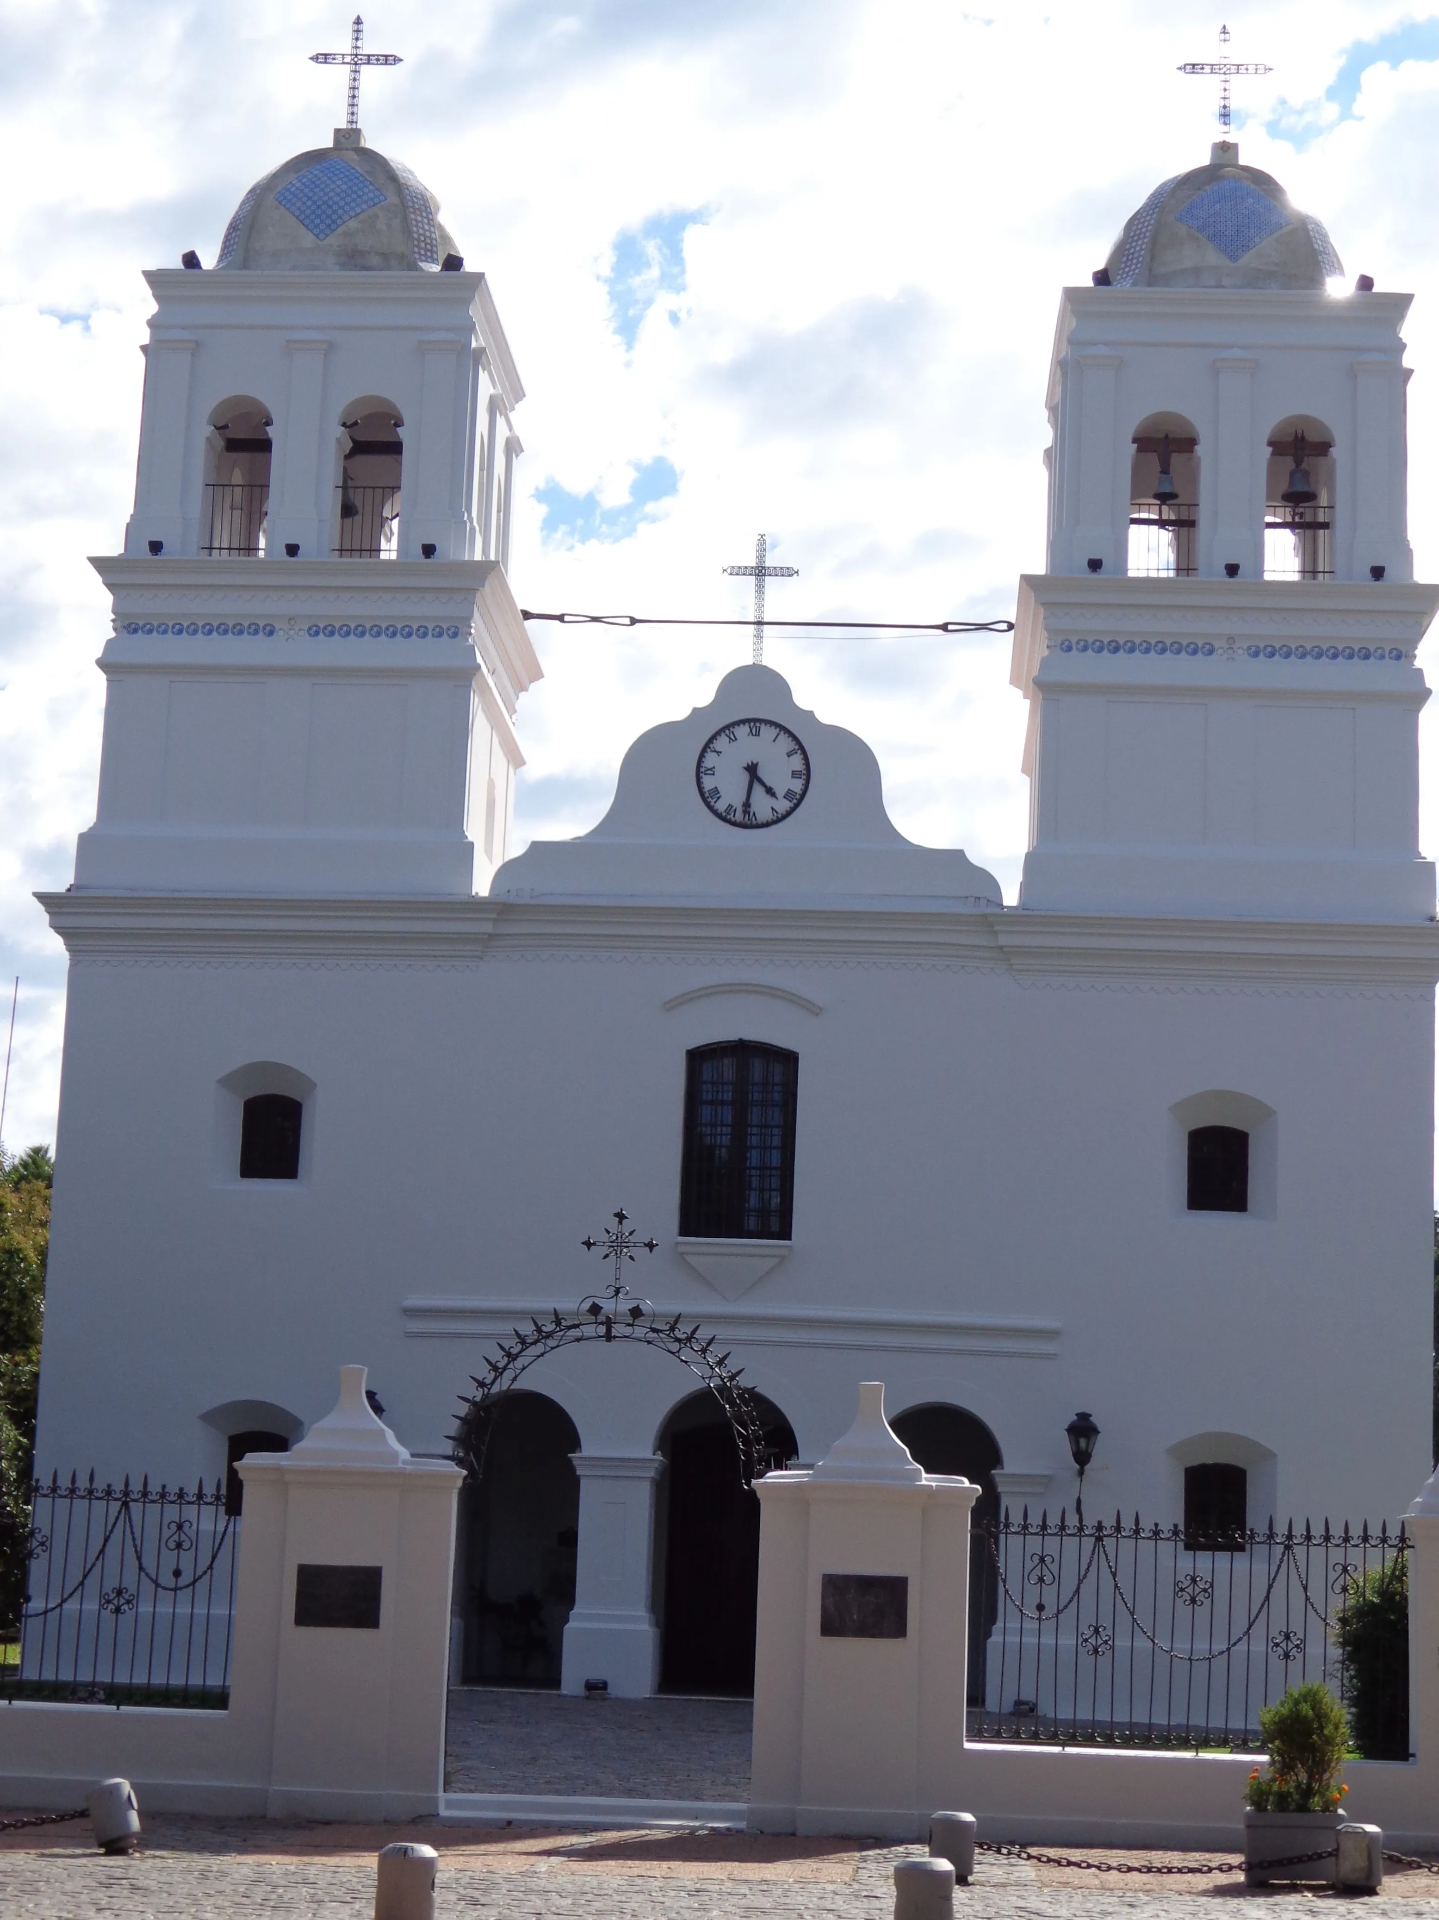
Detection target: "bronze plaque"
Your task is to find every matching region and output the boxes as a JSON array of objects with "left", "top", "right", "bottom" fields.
[
  {"left": 820, "top": 1572, "right": 908, "bottom": 1638},
  {"left": 294, "top": 1562, "right": 383, "bottom": 1629}
]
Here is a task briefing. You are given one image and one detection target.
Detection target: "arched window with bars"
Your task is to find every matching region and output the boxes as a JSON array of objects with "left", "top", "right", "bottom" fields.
[
  {"left": 1127, "top": 412, "right": 1199, "bottom": 577},
  {"left": 203, "top": 398, "right": 272, "bottom": 555},
  {"left": 1264, "top": 415, "right": 1335, "bottom": 580}
]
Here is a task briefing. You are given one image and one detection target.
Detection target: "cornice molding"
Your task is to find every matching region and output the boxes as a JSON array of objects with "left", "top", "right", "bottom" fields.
[
  {"left": 402, "top": 1295, "right": 1062, "bottom": 1358},
  {"left": 35, "top": 893, "right": 1439, "bottom": 988}
]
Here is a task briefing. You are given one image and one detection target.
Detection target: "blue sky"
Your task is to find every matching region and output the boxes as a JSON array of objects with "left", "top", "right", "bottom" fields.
[{"left": 8, "top": 0, "right": 1439, "bottom": 1171}]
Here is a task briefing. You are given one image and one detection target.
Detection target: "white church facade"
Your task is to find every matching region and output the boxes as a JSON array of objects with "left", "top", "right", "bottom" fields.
[{"left": 30, "top": 127, "right": 1439, "bottom": 1697}]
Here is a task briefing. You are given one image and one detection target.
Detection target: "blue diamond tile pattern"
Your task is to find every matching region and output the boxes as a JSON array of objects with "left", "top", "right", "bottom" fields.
[
  {"left": 1305, "top": 215, "right": 1344, "bottom": 279},
  {"left": 390, "top": 158, "right": 440, "bottom": 268},
  {"left": 217, "top": 179, "right": 263, "bottom": 266},
  {"left": 274, "top": 158, "right": 387, "bottom": 241},
  {"left": 1113, "top": 174, "right": 1182, "bottom": 287},
  {"left": 1176, "top": 178, "right": 1290, "bottom": 262}
]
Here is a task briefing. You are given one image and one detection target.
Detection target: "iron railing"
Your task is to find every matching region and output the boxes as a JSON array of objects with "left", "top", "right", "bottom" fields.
[
  {"left": 202, "top": 482, "right": 269, "bottom": 556},
  {"left": 0, "top": 1473, "right": 238, "bottom": 1707},
  {"left": 335, "top": 483, "right": 400, "bottom": 558},
  {"left": 970, "top": 1510, "right": 1409, "bottom": 1752},
  {"left": 1127, "top": 502, "right": 1198, "bottom": 578},
  {"left": 1264, "top": 505, "right": 1333, "bottom": 580}
]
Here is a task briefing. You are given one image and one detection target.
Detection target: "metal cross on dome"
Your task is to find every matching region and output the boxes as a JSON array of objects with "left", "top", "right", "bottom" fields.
[
  {"left": 723, "top": 534, "right": 799, "bottom": 667},
  {"left": 311, "top": 15, "right": 402, "bottom": 131},
  {"left": 1178, "top": 23, "right": 1272, "bottom": 135}
]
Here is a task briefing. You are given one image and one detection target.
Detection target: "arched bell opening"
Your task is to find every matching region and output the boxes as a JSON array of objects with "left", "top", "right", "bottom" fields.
[
  {"left": 655, "top": 1388, "right": 797, "bottom": 1696},
  {"left": 336, "top": 398, "right": 403, "bottom": 557},
  {"left": 1127, "top": 412, "right": 1199, "bottom": 578},
  {"left": 1264, "top": 414, "right": 1335, "bottom": 580},
  {"left": 456, "top": 1389, "right": 579, "bottom": 1688},
  {"left": 203, "top": 397, "right": 272, "bottom": 556},
  {"left": 890, "top": 1401, "right": 1003, "bottom": 1706}
]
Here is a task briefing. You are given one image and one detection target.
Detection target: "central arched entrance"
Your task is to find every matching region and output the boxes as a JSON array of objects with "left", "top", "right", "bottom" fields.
[
  {"left": 656, "top": 1391, "right": 797, "bottom": 1696},
  {"left": 890, "top": 1402, "right": 1003, "bottom": 1705},
  {"left": 456, "top": 1390, "right": 579, "bottom": 1687}
]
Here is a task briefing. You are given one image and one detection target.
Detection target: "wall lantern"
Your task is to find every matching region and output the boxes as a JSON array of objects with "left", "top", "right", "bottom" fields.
[{"left": 1066, "top": 1409, "right": 1100, "bottom": 1522}]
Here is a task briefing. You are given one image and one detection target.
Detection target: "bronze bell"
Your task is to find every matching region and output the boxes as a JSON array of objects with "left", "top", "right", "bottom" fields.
[
  {"left": 1152, "top": 433, "right": 1179, "bottom": 505},
  {"left": 1281, "top": 432, "right": 1318, "bottom": 507}
]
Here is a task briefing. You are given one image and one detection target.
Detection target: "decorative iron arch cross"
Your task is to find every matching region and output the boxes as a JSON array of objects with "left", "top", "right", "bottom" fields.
[{"left": 311, "top": 15, "right": 402, "bottom": 131}]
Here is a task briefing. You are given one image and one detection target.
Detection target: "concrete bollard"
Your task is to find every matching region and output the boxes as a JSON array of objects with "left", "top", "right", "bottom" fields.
[
  {"left": 375, "top": 1841, "right": 438, "bottom": 1920},
  {"left": 87, "top": 1778, "right": 140, "bottom": 1855},
  {"left": 929, "top": 1811, "right": 977, "bottom": 1884},
  {"left": 894, "top": 1854, "right": 955, "bottom": 1920},
  {"left": 1335, "top": 1824, "right": 1383, "bottom": 1895}
]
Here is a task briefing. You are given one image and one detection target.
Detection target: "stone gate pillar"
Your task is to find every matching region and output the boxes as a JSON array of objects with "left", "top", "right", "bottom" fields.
[
  {"left": 560, "top": 1453, "right": 665, "bottom": 1697},
  {"left": 749, "top": 1381, "right": 977, "bottom": 1838},
  {"left": 229, "top": 1365, "right": 463, "bottom": 1819}
]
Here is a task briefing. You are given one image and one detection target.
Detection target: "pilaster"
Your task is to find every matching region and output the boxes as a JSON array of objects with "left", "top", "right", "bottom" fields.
[{"left": 560, "top": 1453, "right": 665, "bottom": 1697}]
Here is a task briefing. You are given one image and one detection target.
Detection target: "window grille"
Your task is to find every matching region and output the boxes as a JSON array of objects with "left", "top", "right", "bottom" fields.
[
  {"left": 1184, "top": 1461, "right": 1248, "bottom": 1551},
  {"left": 1187, "top": 1124, "right": 1248, "bottom": 1213},
  {"left": 679, "top": 1042, "right": 798, "bottom": 1239},
  {"left": 239, "top": 1093, "right": 303, "bottom": 1180},
  {"left": 1263, "top": 505, "right": 1333, "bottom": 580}
]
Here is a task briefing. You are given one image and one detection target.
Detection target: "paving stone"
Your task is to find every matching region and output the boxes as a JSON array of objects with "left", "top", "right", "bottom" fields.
[{"left": 445, "top": 1687, "right": 754, "bottom": 1799}]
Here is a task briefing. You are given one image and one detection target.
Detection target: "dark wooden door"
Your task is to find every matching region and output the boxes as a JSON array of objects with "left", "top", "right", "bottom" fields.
[{"left": 661, "top": 1422, "right": 760, "bottom": 1694}]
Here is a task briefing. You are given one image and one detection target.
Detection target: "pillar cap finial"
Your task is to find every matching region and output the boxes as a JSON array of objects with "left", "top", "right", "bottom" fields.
[{"left": 811, "top": 1381, "right": 927, "bottom": 1484}]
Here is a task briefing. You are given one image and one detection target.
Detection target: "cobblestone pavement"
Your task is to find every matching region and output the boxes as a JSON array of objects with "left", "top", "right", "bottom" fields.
[
  {"left": 445, "top": 1687, "right": 754, "bottom": 1798},
  {"left": 3, "top": 1818, "right": 1439, "bottom": 1919}
]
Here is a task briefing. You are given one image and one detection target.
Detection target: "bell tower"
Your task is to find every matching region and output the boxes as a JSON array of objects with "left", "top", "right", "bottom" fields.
[
  {"left": 73, "top": 122, "right": 537, "bottom": 898},
  {"left": 1012, "top": 144, "right": 1439, "bottom": 921}
]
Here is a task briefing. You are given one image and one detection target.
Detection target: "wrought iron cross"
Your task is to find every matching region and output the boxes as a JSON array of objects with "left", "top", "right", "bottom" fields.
[
  {"left": 581, "top": 1208, "right": 658, "bottom": 1294},
  {"left": 311, "top": 15, "right": 402, "bottom": 130},
  {"left": 1178, "top": 24, "right": 1272, "bottom": 135},
  {"left": 723, "top": 534, "right": 798, "bottom": 666}
]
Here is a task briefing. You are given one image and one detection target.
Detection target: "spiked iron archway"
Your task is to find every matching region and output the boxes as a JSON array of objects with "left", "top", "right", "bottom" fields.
[{"left": 450, "top": 1210, "right": 770, "bottom": 1486}]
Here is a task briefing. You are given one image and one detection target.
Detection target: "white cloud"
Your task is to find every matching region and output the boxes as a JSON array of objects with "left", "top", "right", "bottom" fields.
[{"left": 2, "top": 0, "right": 1439, "bottom": 1173}]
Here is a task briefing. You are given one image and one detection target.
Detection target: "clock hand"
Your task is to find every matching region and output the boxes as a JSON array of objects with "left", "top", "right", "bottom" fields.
[
  {"left": 753, "top": 770, "right": 779, "bottom": 800},
  {"left": 742, "top": 763, "right": 760, "bottom": 811}
]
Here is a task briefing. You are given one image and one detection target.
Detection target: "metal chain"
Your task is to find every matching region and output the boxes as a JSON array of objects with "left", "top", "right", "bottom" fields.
[
  {"left": 974, "top": 1838, "right": 1340, "bottom": 1876},
  {"left": 1382, "top": 1851, "right": 1439, "bottom": 1875},
  {"left": 0, "top": 1808, "right": 87, "bottom": 1834}
]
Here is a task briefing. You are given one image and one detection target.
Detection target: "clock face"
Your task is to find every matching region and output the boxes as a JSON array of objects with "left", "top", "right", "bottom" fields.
[{"left": 695, "top": 717, "right": 811, "bottom": 829}]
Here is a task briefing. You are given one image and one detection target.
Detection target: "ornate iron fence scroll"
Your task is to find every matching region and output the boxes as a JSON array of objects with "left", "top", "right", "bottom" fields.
[
  {"left": 0, "top": 1471, "right": 238, "bottom": 1706},
  {"left": 970, "top": 1509, "right": 1409, "bottom": 1752},
  {"left": 452, "top": 1208, "right": 769, "bottom": 1486}
]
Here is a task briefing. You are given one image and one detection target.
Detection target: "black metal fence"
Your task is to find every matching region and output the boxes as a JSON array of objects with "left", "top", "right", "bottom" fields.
[
  {"left": 335, "top": 483, "right": 400, "bottom": 557},
  {"left": 203, "top": 482, "right": 269, "bottom": 556},
  {"left": 0, "top": 1474, "right": 238, "bottom": 1707},
  {"left": 970, "top": 1510, "right": 1409, "bottom": 1754}
]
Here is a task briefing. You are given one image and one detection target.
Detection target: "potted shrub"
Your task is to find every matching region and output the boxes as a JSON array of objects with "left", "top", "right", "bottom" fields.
[{"left": 1243, "top": 1682, "right": 1351, "bottom": 1886}]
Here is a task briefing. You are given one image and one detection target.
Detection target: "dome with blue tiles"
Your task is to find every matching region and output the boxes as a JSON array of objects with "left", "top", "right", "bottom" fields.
[
  {"left": 215, "top": 133, "right": 458, "bottom": 272},
  {"left": 1102, "top": 142, "right": 1342, "bottom": 291}
]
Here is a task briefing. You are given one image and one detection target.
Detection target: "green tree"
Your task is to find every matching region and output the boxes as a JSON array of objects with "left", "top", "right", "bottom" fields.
[{"left": 0, "top": 1145, "right": 51, "bottom": 1628}]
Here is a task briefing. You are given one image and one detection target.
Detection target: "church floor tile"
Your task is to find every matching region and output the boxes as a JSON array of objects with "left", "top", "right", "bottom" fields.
[{"left": 444, "top": 1686, "right": 755, "bottom": 1800}]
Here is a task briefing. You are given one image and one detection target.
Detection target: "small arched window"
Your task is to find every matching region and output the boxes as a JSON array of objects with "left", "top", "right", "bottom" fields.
[
  {"left": 239, "top": 1093, "right": 303, "bottom": 1180},
  {"left": 679, "top": 1041, "right": 798, "bottom": 1240},
  {"left": 1128, "top": 413, "right": 1199, "bottom": 577},
  {"left": 224, "top": 1428, "right": 289, "bottom": 1516},
  {"left": 1264, "top": 416, "right": 1335, "bottom": 580},
  {"left": 204, "top": 399, "right": 272, "bottom": 556},
  {"left": 1187, "top": 1124, "right": 1249, "bottom": 1213},
  {"left": 1184, "top": 1461, "right": 1247, "bottom": 1551},
  {"left": 336, "top": 401, "right": 402, "bottom": 557}
]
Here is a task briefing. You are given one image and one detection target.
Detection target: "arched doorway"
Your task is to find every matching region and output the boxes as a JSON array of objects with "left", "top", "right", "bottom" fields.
[
  {"left": 657, "top": 1391, "right": 797, "bottom": 1696},
  {"left": 890, "top": 1402, "right": 1002, "bottom": 1705},
  {"left": 457, "top": 1391, "right": 579, "bottom": 1687}
]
